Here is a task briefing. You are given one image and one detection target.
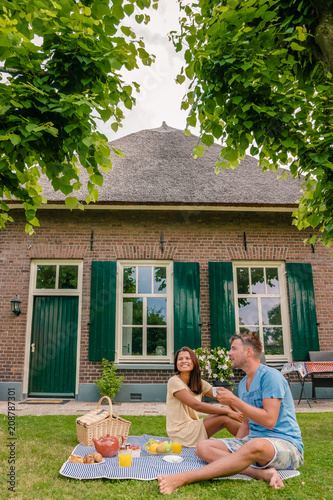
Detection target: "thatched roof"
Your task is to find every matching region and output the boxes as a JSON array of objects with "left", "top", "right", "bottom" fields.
[{"left": 40, "top": 122, "right": 304, "bottom": 208}]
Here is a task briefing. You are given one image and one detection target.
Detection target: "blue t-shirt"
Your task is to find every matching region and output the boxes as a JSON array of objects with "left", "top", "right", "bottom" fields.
[{"left": 238, "top": 364, "right": 303, "bottom": 453}]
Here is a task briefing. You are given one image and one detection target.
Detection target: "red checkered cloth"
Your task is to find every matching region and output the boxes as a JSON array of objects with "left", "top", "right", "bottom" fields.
[
  {"left": 304, "top": 362, "right": 333, "bottom": 375},
  {"left": 282, "top": 361, "right": 333, "bottom": 378}
]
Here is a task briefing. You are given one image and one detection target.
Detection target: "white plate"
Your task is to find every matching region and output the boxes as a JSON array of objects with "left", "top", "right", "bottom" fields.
[{"left": 162, "top": 455, "right": 184, "bottom": 463}]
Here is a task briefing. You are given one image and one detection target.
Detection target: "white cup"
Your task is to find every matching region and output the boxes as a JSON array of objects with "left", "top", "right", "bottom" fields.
[{"left": 212, "top": 387, "right": 218, "bottom": 398}]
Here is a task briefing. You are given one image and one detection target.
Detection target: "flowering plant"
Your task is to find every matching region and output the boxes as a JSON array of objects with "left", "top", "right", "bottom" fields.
[{"left": 194, "top": 346, "right": 233, "bottom": 384}]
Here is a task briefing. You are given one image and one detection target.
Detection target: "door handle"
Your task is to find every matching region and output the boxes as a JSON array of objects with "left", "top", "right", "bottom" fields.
[{"left": 31, "top": 343, "right": 35, "bottom": 353}]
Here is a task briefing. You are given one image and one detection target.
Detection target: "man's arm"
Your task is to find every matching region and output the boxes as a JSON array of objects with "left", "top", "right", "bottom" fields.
[
  {"left": 216, "top": 388, "right": 281, "bottom": 430},
  {"left": 172, "top": 389, "right": 242, "bottom": 423}
]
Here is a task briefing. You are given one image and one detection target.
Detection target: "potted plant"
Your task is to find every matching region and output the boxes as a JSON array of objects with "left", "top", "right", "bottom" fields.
[
  {"left": 95, "top": 358, "right": 124, "bottom": 400},
  {"left": 194, "top": 346, "right": 234, "bottom": 386}
]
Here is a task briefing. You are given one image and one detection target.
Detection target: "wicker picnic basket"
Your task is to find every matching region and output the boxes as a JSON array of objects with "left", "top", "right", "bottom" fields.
[{"left": 76, "top": 396, "right": 131, "bottom": 446}]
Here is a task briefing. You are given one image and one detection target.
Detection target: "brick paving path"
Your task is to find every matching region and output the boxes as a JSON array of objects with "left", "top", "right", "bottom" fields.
[{"left": 1, "top": 399, "right": 333, "bottom": 416}]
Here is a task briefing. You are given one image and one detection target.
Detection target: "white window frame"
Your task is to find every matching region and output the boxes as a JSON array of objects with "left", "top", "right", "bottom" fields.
[
  {"left": 233, "top": 261, "right": 291, "bottom": 363},
  {"left": 30, "top": 259, "right": 83, "bottom": 295},
  {"left": 116, "top": 260, "right": 173, "bottom": 364}
]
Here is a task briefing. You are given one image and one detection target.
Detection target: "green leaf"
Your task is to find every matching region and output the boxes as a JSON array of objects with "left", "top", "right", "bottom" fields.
[
  {"left": 124, "top": 4, "right": 134, "bottom": 16},
  {"left": 201, "top": 133, "right": 214, "bottom": 147},
  {"left": 193, "top": 145, "right": 205, "bottom": 157},
  {"left": 99, "top": 108, "right": 112, "bottom": 121},
  {"left": 8, "top": 134, "right": 21, "bottom": 145},
  {"left": 121, "top": 26, "right": 133, "bottom": 36},
  {"left": 176, "top": 74, "right": 186, "bottom": 84},
  {"left": 91, "top": 174, "right": 104, "bottom": 187},
  {"left": 222, "top": 148, "right": 239, "bottom": 162},
  {"left": 135, "top": 14, "right": 144, "bottom": 24},
  {"left": 212, "top": 124, "right": 222, "bottom": 139},
  {"left": 239, "top": 137, "right": 249, "bottom": 152},
  {"left": 290, "top": 42, "right": 305, "bottom": 51},
  {"left": 231, "top": 96, "right": 243, "bottom": 105},
  {"left": 112, "top": 147, "right": 123, "bottom": 158},
  {"left": 25, "top": 224, "right": 35, "bottom": 235},
  {"left": 28, "top": 217, "right": 40, "bottom": 227},
  {"left": 65, "top": 197, "right": 78, "bottom": 210},
  {"left": 82, "top": 136, "right": 96, "bottom": 147},
  {"left": 309, "top": 152, "right": 330, "bottom": 164}
]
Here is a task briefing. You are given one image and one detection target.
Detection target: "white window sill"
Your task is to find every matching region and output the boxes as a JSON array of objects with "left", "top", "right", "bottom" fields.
[{"left": 116, "top": 364, "right": 174, "bottom": 370}]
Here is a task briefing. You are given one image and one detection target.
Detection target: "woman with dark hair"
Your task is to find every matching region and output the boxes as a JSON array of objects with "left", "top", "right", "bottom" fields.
[{"left": 166, "top": 347, "right": 243, "bottom": 448}]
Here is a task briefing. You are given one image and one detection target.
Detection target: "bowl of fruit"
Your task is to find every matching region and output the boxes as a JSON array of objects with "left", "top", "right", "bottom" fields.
[{"left": 144, "top": 438, "right": 173, "bottom": 456}]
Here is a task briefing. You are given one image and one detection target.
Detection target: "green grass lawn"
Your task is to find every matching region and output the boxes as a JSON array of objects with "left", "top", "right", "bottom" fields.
[{"left": 0, "top": 412, "right": 332, "bottom": 499}]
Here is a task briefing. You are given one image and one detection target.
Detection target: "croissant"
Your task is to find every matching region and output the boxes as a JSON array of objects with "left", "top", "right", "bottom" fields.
[
  {"left": 92, "top": 452, "right": 103, "bottom": 463},
  {"left": 69, "top": 454, "right": 84, "bottom": 463},
  {"left": 83, "top": 454, "right": 95, "bottom": 464}
]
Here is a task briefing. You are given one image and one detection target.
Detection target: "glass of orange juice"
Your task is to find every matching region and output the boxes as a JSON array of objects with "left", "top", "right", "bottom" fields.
[
  {"left": 119, "top": 449, "right": 132, "bottom": 467},
  {"left": 171, "top": 442, "right": 182, "bottom": 454}
]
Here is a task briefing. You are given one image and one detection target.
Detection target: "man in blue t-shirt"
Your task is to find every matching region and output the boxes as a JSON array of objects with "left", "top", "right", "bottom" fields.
[{"left": 158, "top": 332, "right": 303, "bottom": 495}]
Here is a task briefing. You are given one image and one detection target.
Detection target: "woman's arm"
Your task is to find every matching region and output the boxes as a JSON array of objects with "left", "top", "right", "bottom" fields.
[
  {"left": 174, "top": 389, "right": 243, "bottom": 423},
  {"left": 236, "top": 415, "right": 250, "bottom": 438}
]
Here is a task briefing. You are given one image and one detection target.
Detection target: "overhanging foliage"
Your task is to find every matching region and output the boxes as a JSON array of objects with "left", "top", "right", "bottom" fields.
[
  {"left": 0, "top": 0, "right": 158, "bottom": 233},
  {"left": 173, "top": 0, "right": 333, "bottom": 248}
]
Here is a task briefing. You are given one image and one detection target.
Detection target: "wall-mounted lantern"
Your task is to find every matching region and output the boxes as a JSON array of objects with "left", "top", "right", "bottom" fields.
[{"left": 10, "top": 295, "right": 22, "bottom": 316}]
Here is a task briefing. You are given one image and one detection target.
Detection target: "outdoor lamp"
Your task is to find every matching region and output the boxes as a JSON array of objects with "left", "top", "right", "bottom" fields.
[{"left": 11, "top": 295, "right": 22, "bottom": 316}]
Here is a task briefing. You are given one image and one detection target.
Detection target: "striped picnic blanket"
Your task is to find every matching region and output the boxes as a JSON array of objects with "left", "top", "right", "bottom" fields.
[{"left": 59, "top": 434, "right": 300, "bottom": 482}]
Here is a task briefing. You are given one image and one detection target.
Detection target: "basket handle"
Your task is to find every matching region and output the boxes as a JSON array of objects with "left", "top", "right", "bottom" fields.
[{"left": 97, "top": 396, "right": 112, "bottom": 417}]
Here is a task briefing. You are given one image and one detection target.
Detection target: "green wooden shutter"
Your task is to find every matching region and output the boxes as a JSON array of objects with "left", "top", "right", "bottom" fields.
[
  {"left": 173, "top": 262, "right": 201, "bottom": 352},
  {"left": 89, "top": 261, "right": 117, "bottom": 361},
  {"left": 286, "top": 263, "right": 319, "bottom": 361},
  {"left": 209, "top": 262, "right": 236, "bottom": 349}
]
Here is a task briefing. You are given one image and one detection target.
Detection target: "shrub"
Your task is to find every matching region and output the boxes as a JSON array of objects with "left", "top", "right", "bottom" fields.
[
  {"left": 194, "top": 346, "right": 233, "bottom": 384},
  {"left": 95, "top": 358, "right": 124, "bottom": 399}
]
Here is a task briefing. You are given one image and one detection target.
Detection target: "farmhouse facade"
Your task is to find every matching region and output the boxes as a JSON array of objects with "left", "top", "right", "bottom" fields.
[{"left": 1, "top": 123, "right": 332, "bottom": 402}]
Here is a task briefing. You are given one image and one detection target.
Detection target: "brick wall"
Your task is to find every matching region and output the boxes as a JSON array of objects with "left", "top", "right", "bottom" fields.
[{"left": 1, "top": 207, "right": 332, "bottom": 387}]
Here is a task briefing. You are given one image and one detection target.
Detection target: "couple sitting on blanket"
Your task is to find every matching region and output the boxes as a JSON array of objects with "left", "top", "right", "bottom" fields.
[{"left": 158, "top": 332, "right": 303, "bottom": 495}]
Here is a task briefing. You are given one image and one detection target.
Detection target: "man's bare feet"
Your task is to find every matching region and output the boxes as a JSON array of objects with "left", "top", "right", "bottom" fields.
[
  {"left": 158, "top": 474, "right": 184, "bottom": 495},
  {"left": 259, "top": 468, "right": 285, "bottom": 489}
]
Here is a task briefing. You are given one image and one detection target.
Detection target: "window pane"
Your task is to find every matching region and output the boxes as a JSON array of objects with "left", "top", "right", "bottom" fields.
[
  {"left": 262, "top": 298, "right": 281, "bottom": 325},
  {"left": 59, "top": 265, "right": 78, "bottom": 289},
  {"left": 147, "top": 327, "right": 167, "bottom": 355},
  {"left": 122, "top": 327, "right": 142, "bottom": 355},
  {"left": 138, "top": 267, "right": 151, "bottom": 294},
  {"left": 123, "top": 267, "right": 136, "bottom": 293},
  {"left": 251, "top": 268, "right": 265, "bottom": 294},
  {"left": 238, "top": 298, "right": 258, "bottom": 325},
  {"left": 154, "top": 267, "right": 167, "bottom": 294},
  {"left": 147, "top": 298, "right": 167, "bottom": 325},
  {"left": 266, "top": 268, "right": 280, "bottom": 294},
  {"left": 237, "top": 268, "right": 250, "bottom": 294},
  {"left": 263, "top": 327, "right": 283, "bottom": 355},
  {"left": 123, "top": 298, "right": 142, "bottom": 325},
  {"left": 36, "top": 265, "right": 56, "bottom": 289}
]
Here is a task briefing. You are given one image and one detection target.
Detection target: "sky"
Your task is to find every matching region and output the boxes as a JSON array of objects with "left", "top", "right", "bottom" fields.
[{"left": 97, "top": 0, "right": 191, "bottom": 141}]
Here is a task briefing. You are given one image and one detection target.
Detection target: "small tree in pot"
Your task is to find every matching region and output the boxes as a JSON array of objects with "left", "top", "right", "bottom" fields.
[{"left": 95, "top": 358, "right": 124, "bottom": 400}]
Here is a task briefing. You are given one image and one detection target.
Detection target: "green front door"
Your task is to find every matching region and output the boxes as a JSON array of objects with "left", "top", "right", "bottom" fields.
[{"left": 28, "top": 296, "right": 79, "bottom": 397}]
